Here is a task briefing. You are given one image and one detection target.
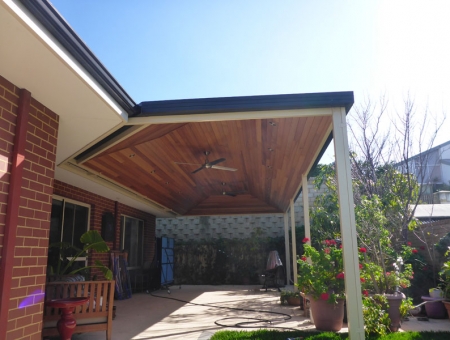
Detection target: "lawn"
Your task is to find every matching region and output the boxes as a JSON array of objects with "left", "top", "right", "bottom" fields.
[{"left": 210, "top": 330, "right": 450, "bottom": 340}]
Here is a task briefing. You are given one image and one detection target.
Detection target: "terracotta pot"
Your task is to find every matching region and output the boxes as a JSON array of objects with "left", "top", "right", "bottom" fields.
[
  {"left": 286, "top": 296, "right": 301, "bottom": 306},
  {"left": 308, "top": 296, "right": 345, "bottom": 332},
  {"left": 443, "top": 301, "right": 450, "bottom": 320},
  {"left": 385, "top": 294, "right": 403, "bottom": 332},
  {"left": 421, "top": 296, "right": 447, "bottom": 319}
]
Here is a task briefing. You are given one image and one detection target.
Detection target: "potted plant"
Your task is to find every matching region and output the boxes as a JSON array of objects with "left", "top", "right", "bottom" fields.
[
  {"left": 439, "top": 247, "right": 450, "bottom": 319},
  {"left": 297, "top": 238, "right": 346, "bottom": 332},
  {"left": 280, "top": 290, "right": 302, "bottom": 306},
  {"left": 48, "top": 230, "right": 113, "bottom": 281}
]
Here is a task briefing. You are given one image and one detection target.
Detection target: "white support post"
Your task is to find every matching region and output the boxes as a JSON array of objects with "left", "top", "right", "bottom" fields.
[
  {"left": 290, "top": 199, "right": 298, "bottom": 288},
  {"left": 284, "top": 213, "right": 291, "bottom": 285},
  {"left": 302, "top": 174, "right": 311, "bottom": 245},
  {"left": 332, "top": 108, "right": 365, "bottom": 340}
]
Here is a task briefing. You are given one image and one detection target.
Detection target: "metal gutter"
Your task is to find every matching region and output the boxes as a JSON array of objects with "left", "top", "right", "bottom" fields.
[{"left": 19, "top": 0, "right": 137, "bottom": 116}]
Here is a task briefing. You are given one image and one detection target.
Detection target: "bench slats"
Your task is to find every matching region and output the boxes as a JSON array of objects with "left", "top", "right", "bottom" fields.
[{"left": 42, "top": 280, "right": 114, "bottom": 340}]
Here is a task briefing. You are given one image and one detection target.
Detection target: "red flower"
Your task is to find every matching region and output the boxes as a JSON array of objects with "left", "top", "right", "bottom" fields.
[
  {"left": 302, "top": 237, "right": 310, "bottom": 243},
  {"left": 360, "top": 277, "right": 365, "bottom": 283},
  {"left": 412, "top": 249, "right": 418, "bottom": 254},
  {"left": 401, "top": 283, "right": 407, "bottom": 288},
  {"left": 320, "top": 293, "right": 329, "bottom": 300},
  {"left": 301, "top": 256, "right": 307, "bottom": 262},
  {"left": 336, "top": 272, "right": 345, "bottom": 279},
  {"left": 420, "top": 246, "right": 425, "bottom": 250},
  {"left": 359, "top": 247, "right": 367, "bottom": 253},
  {"left": 339, "top": 244, "right": 343, "bottom": 249},
  {"left": 362, "top": 290, "right": 369, "bottom": 297},
  {"left": 407, "top": 242, "right": 412, "bottom": 246},
  {"left": 324, "top": 248, "right": 331, "bottom": 254},
  {"left": 359, "top": 263, "right": 363, "bottom": 269}
]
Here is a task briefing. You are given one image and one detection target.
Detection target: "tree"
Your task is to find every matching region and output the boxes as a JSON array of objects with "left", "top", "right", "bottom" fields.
[{"left": 310, "top": 96, "right": 445, "bottom": 294}]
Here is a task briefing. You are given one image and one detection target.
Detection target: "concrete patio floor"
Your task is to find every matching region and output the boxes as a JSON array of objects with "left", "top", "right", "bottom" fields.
[{"left": 69, "top": 285, "right": 450, "bottom": 340}]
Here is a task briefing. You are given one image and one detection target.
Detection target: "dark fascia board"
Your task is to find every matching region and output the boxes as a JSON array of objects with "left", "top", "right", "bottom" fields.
[
  {"left": 137, "top": 91, "right": 354, "bottom": 117},
  {"left": 19, "top": 0, "right": 137, "bottom": 115}
]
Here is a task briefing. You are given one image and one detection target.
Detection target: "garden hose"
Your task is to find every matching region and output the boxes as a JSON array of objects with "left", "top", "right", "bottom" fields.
[{"left": 149, "top": 289, "right": 301, "bottom": 332}]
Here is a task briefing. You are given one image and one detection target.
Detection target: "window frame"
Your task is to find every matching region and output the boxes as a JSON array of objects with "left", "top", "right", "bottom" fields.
[
  {"left": 120, "top": 215, "right": 145, "bottom": 269},
  {"left": 51, "top": 195, "right": 91, "bottom": 264}
]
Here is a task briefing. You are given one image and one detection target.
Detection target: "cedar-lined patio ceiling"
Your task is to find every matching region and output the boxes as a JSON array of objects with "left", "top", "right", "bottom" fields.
[{"left": 72, "top": 92, "right": 353, "bottom": 216}]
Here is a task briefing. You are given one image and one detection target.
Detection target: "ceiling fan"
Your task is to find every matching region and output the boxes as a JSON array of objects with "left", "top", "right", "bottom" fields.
[
  {"left": 221, "top": 190, "right": 246, "bottom": 197},
  {"left": 175, "top": 151, "right": 237, "bottom": 174},
  {"left": 220, "top": 182, "right": 246, "bottom": 197}
]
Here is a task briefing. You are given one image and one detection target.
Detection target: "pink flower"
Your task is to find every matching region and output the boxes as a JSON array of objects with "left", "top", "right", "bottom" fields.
[
  {"left": 401, "top": 283, "right": 407, "bottom": 288},
  {"left": 360, "top": 277, "right": 365, "bottom": 283},
  {"left": 320, "top": 293, "right": 329, "bottom": 300},
  {"left": 336, "top": 272, "right": 345, "bottom": 279},
  {"left": 386, "top": 272, "right": 391, "bottom": 276},
  {"left": 407, "top": 242, "right": 412, "bottom": 246},
  {"left": 324, "top": 248, "right": 331, "bottom": 254},
  {"left": 302, "top": 237, "right": 310, "bottom": 243},
  {"left": 359, "top": 247, "right": 367, "bottom": 253},
  {"left": 423, "top": 266, "right": 428, "bottom": 271},
  {"left": 359, "top": 263, "right": 363, "bottom": 269},
  {"left": 412, "top": 249, "right": 418, "bottom": 254},
  {"left": 339, "top": 245, "right": 343, "bottom": 249},
  {"left": 362, "top": 290, "right": 369, "bottom": 297},
  {"left": 301, "top": 256, "right": 307, "bottom": 262},
  {"left": 329, "top": 240, "right": 337, "bottom": 245}
]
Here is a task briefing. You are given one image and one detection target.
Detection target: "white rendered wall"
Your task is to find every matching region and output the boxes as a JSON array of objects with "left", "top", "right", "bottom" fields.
[{"left": 156, "top": 178, "right": 326, "bottom": 241}]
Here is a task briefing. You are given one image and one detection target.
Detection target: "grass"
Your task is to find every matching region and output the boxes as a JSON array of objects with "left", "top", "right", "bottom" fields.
[{"left": 210, "top": 330, "right": 450, "bottom": 340}]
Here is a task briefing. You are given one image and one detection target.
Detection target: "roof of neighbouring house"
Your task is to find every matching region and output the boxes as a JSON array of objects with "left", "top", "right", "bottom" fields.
[{"left": 413, "top": 204, "right": 450, "bottom": 219}]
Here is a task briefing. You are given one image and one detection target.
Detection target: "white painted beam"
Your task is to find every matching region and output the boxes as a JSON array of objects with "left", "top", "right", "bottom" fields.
[
  {"left": 290, "top": 199, "right": 298, "bottom": 288},
  {"left": 332, "top": 108, "right": 365, "bottom": 340},
  {"left": 284, "top": 213, "right": 291, "bottom": 285},
  {"left": 127, "top": 108, "right": 333, "bottom": 125}
]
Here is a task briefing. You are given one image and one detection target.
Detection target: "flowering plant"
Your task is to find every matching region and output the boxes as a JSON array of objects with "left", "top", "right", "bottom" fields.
[
  {"left": 297, "top": 239, "right": 345, "bottom": 303},
  {"left": 359, "top": 243, "right": 414, "bottom": 295}
]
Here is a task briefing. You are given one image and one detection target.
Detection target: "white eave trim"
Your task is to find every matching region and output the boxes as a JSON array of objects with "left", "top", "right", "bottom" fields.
[
  {"left": 127, "top": 107, "right": 334, "bottom": 125},
  {"left": 4, "top": 0, "right": 128, "bottom": 122}
]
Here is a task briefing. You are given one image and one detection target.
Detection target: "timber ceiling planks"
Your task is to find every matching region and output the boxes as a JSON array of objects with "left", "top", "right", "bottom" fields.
[{"left": 82, "top": 115, "right": 333, "bottom": 215}]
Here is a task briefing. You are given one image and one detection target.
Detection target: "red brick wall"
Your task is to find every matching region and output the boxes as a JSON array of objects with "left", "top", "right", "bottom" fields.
[
  {"left": 0, "top": 75, "right": 59, "bottom": 340},
  {"left": 53, "top": 180, "right": 156, "bottom": 276}
]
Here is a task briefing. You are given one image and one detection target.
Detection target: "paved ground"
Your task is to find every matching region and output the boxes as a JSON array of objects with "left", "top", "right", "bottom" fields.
[{"left": 68, "top": 285, "right": 450, "bottom": 340}]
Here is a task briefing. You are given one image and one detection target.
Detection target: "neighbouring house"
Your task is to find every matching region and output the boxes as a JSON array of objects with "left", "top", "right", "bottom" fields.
[
  {"left": 396, "top": 140, "right": 450, "bottom": 203},
  {"left": 0, "top": 1, "right": 365, "bottom": 339}
]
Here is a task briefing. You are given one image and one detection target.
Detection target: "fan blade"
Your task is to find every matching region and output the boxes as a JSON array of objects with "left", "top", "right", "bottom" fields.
[
  {"left": 174, "top": 162, "right": 202, "bottom": 166},
  {"left": 208, "top": 158, "right": 226, "bottom": 166},
  {"left": 211, "top": 165, "right": 237, "bottom": 171},
  {"left": 192, "top": 165, "right": 206, "bottom": 174}
]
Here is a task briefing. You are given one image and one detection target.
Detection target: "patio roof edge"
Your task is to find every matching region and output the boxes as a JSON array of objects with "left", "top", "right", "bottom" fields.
[
  {"left": 137, "top": 91, "right": 354, "bottom": 117},
  {"left": 19, "top": 0, "right": 137, "bottom": 116}
]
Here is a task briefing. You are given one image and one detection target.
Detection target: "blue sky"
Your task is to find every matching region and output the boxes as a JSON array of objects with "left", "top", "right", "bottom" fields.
[{"left": 50, "top": 0, "right": 450, "bottom": 162}]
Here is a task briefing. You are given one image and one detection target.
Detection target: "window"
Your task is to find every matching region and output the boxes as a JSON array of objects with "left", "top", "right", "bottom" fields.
[
  {"left": 120, "top": 216, "right": 144, "bottom": 268},
  {"left": 48, "top": 196, "right": 90, "bottom": 272}
]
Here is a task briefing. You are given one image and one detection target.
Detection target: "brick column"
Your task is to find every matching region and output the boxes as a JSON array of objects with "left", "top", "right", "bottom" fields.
[{"left": 0, "top": 76, "right": 59, "bottom": 340}]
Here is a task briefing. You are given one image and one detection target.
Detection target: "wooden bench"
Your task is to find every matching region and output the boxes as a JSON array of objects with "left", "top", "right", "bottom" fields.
[{"left": 42, "top": 280, "right": 115, "bottom": 340}]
